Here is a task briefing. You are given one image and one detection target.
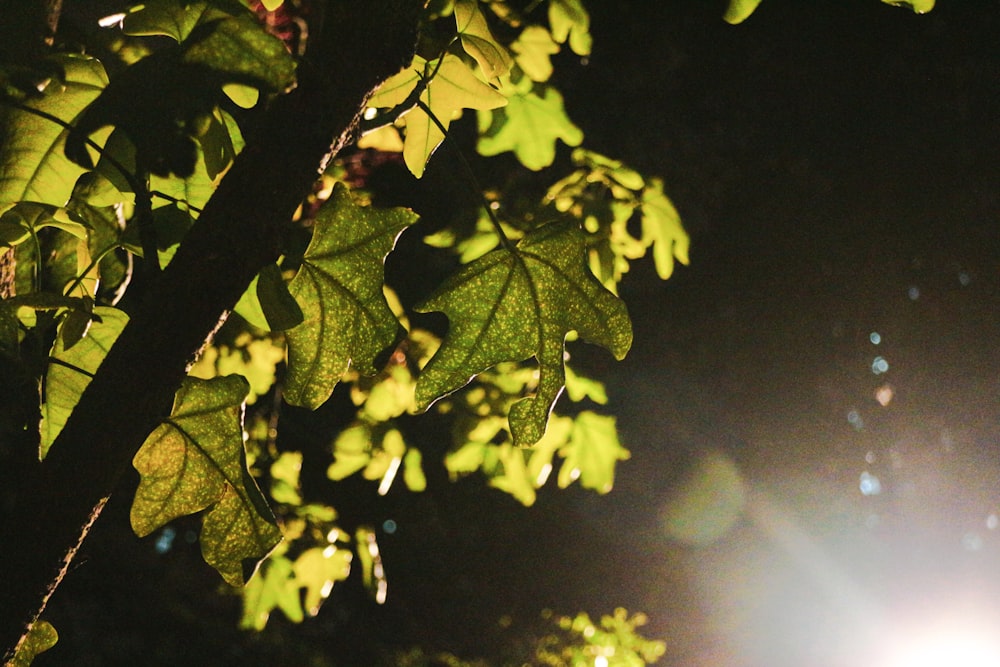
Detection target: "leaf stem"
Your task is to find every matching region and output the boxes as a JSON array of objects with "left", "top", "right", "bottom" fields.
[
  {"left": 415, "top": 98, "right": 516, "bottom": 253},
  {"left": 46, "top": 356, "right": 95, "bottom": 378},
  {"left": 62, "top": 242, "right": 123, "bottom": 297},
  {"left": 150, "top": 191, "right": 203, "bottom": 214}
]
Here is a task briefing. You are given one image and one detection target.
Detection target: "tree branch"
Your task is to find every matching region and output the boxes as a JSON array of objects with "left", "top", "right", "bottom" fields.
[{"left": 0, "top": 1, "right": 421, "bottom": 661}]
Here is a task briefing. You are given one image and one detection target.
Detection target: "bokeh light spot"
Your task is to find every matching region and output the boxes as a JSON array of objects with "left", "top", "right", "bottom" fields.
[
  {"left": 859, "top": 471, "right": 881, "bottom": 496},
  {"left": 660, "top": 450, "right": 745, "bottom": 546},
  {"left": 871, "top": 356, "right": 890, "bottom": 374},
  {"left": 875, "top": 384, "right": 894, "bottom": 406}
]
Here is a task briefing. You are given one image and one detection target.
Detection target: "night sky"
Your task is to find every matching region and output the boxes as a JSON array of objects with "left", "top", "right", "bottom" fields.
[{"left": 38, "top": 2, "right": 1000, "bottom": 666}]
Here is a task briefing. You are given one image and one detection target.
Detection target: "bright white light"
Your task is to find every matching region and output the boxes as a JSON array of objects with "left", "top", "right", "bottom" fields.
[
  {"left": 98, "top": 12, "right": 126, "bottom": 28},
  {"left": 882, "top": 621, "right": 1000, "bottom": 667},
  {"left": 378, "top": 456, "right": 402, "bottom": 496}
]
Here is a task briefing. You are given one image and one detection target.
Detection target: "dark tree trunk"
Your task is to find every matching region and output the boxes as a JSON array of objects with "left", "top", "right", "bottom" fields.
[{"left": 0, "top": 1, "right": 422, "bottom": 661}]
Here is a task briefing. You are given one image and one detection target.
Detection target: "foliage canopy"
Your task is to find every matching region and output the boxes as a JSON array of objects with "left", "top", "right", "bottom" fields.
[{"left": 0, "top": 0, "right": 936, "bottom": 662}]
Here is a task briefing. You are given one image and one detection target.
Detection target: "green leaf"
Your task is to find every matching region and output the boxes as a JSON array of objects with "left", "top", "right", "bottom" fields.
[
  {"left": 122, "top": 0, "right": 251, "bottom": 42},
  {"left": 368, "top": 55, "right": 507, "bottom": 178},
  {"left": 67, "top": 177, "right": 131, "bottom": 296},
  {"left": 269, "top": 451, "right": 302, "bottom": 505},
  {"left": 882, "top": 0, "right": 934, "bottom": 12},
  {"left": 0, "top": 202, "right": 87, "bottom": 247},
  {"left": 563, "top": 364, "right": 608, "bottom": 404},
  {"left": 131, "top": 375, "right": 281, "bottom": 586},
  {"left": 233, "top": 263, "right": 303, "bottom": 332},
  {"left": 548, "top": 0, "right": 591, "bottom": 56},
  {"left": 489, "top": 443, "right": 536, "bottom": 505},
  {"left": 40, "top": 306, "right": 129, "bottom": 459},
  {"left": 240, "top": 554, "right": 302, "bottom": 629},
  {"left": 445, "top": 441, "right": 489, "bottom": 478},
  {"left": 557, "top": 411, "right": 629, "bottom": 493},
  {"left": 455, "top": 0, "right": 514, "bottom": 85},
  {"left": 284, "top": 183, "right": 417, "bottom": 409},
  {"left": 327, "top": 422, "right": 374, "bottom": 481},
  {"left": 641, "top": 178, "right": 690, "bottom": 280},
  {"left": 0, "top": 55, "right": 109, "bottom": 208},
  {"left": 512, "top": 25, "right": 560, "bottom": 83},
  {"left": 403, "top": 447, "right": 427, "bottom": 492},
  {"left": 293, "top": 546, "right": 352, "bottom": 616},
  {"left": 415, "top": 220, "right": 632, "bottom": 446},
  {"left": 197, "top": 108, "right": 244, "bottom": 180},
  {"left": 723, "top": 0, "right": 764, "bottom": 24},
  {"left": 477, "top": 78, "right": 583, "bottom": 171},
  {"left": 182, "top": 16, "right": 297, "bottom": 93},
  {"left": 148, "top": 136, "right": 219, "bottom": 213},
  {"left": 10, "top": 620, "right": 58, "bottom": 667}
]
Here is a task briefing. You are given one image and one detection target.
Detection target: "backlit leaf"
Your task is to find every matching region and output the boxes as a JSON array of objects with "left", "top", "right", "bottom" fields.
[
  {"left": 882, "top": 0, "right": 935, "bottom": 12},
  {"left": 0, "top": 55, "right": 109, "bottom": 208},
  {"left": 10, "top": 620, "right": 58, "bottom": 667},
  {"left": 122, "top": 0, "right": 250, "bottom": 42},
  {"left": 182, "top": 16, "right": 297, "bottom": 93},
  {"left": 327, "top": 422, "right": 373, "bottom": 480},
  {"left": 415, "top": 220, "right": 631, "bottom": 446},
  {"left": 293, "top": 546, "right": 351, "bottom": 615},
  {"left": 549, "top": 0, "right": 592, "bottom": 56},
  {"left": 512, "top": 25, "right": 560, "bottom": 83},
  {"left": 368, "top": 55, "right": 507, "bottom": 178},
  {"left": 455, "top": 0, "right": 514, "bottom": 85},
  {"left": 240, "top": 554, "right": 301, "bottom": 629},
  {"left": 403, "top": 447, "right": 427, "bottom": 492},
  {"left": 557, "top": 411, "right": 629, "bottom": 494},
  {"left": 40, "top": 306, "right": 129, "bottom": 459},
  {"left": 477, "top": 77, "right": 583, "bottom": 171},
  {"left": 641, "top": 178, "right": 690, "bottom": 280},
  {"left": 723, "top": 0, "right": 764, "bottom": 24},
  {"left": 284, "top": 183, "right": 417, "bottom": 409},
  {"left": 131, "top": 375, "right": 281, "bottom": 586}
]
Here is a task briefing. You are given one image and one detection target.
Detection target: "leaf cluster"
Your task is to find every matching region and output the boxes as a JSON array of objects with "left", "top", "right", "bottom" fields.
[{"left": 0, "top": 0, "right": 695, "bottom": 659}]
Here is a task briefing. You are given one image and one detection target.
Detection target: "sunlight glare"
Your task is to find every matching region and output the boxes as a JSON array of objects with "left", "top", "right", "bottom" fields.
[{"left": 882, "top": 621, "right": 1000, "bottom": 667}]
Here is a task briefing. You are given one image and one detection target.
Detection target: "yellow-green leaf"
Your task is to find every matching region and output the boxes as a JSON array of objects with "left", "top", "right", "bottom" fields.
[
  {"left": 641, "top": 178, "right": 690, "bottom": 280},
  {"left": 512, "top": 25, "right": 560, "bottom": 83},
  {"left": 293, "top": 546, "right": 351, "bottom": 615},
  {"left": 557, "top": 411, "right": 629, "bottom": 493},
  {"left": 182, "top": 15, "right": 297, "bottom": 93},
  {"left": 40, "top": 307, "right": 129, "bottom": 459},
  {"left": 284, "top": 183, "right": 417, "bottom": 409},
  {"left": 327, "top": 422, "right": 373, "bottom": 481},
  {"left": 123, "top": 0, "right": 249, "bottom": 42},
  {"left": 489, "top": 443, "right": 536, "bottom": 505},
  {"left": 723, "top": 0, "right": 764, "bottom": 24},
  {"left": 403, "top": 447, "right": 427, "bottom": 492},
  {"left": 131, "top": 375, "right": 281, "bottom": 586},
  {"left": 478, "top": 78, "right": 583, "bottom": 171},
  {"left": 882, "top": 0, "right": 934, "bottom": 12},
  {"left": 415, "top": 220, "right": 631, "bottom": 446},
  {"left": 10, "top": 620, "right": 58, "bottom": 667},
  {"left": 368, "top": 56, "right": 508, "bottom": 178},
  {"left": 0, "top": 55, "right": 109, "bottom": 208},
  {"left": 240, "top": 554, "right": 301, "bottom": 630},
  {"left": 564, "top": 364, "right": 608, "bottom": 404},
  {"left": 455, "top": 0, "right": 514, "bottom": 85},
  {"left": 548, "top": 0, "right": 591, "bottom": 56}
]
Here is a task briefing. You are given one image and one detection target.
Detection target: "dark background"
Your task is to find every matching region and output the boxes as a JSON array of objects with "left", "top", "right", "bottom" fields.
[{"left": 39, "top": 1, "right": 1000, "bottom": 665}]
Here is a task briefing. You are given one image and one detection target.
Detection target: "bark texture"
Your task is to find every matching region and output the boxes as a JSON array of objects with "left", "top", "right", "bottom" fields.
[{"left": 0, "top": 2, "right": 422, "bottom": 661}]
